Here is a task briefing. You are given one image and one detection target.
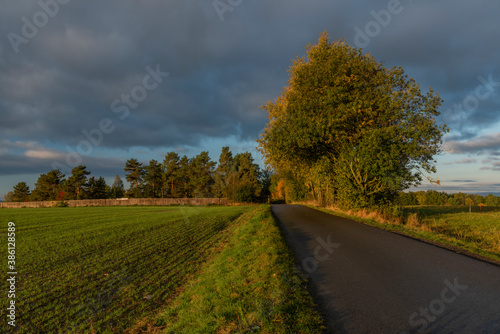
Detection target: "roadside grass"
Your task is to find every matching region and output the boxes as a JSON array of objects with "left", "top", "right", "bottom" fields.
[
  {"left": 147, "top": 205, "right": 325, "bottom": 334},
  {"left": 0, "top": 205, "right": 254, "bottom": 333},
  {"left": 306, "top": 204, "right": 500, "bottom": 264}
]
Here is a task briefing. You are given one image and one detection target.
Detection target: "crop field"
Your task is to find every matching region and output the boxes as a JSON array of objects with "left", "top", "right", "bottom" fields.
[
  {"left": 403, "top": 205, "right": 500, "bottom": 262},
  {"left": 0, "top": 205, "right": 255, "bottom": 333}
]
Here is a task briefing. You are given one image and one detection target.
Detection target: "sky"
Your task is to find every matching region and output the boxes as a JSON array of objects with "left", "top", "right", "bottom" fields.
[{"left": 0, "top": 0, "right": 499, "bottom": 199}]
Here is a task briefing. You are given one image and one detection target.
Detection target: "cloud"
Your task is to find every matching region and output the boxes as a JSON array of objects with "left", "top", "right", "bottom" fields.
[
  {"left": 445, "top": 133, "right": 500, "bottom": 154},
  {"left": 2, "top": 0, "right": 497, "bottom": 154},
  {"left": 448, "top": 180, "right": 477, "bottom": 183},
  {"left": 480, "top": 161, "right": 500, "bottom": 171},
  {"left": 443, "top": 158, "right": 477, "bottom": 165},
  {"left": 25, "top": 149, "right": 64, "bottom": 160},
  {"left": 0, "top": 150, "right": 127, "bottom": 177},
  {"left": 1, "top": 0, "right": 500, "bottom": 196}
]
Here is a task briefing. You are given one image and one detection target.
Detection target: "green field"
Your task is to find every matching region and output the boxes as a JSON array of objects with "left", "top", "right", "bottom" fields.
[
  {"left": 1, "top": 206, "right": 252, "bottom": 332},
  {"left": 403, "top": 206, "right": 500, "bottom": 262},
  {"left": 1, "top": 205, "right": 324, "bottom": 333}
]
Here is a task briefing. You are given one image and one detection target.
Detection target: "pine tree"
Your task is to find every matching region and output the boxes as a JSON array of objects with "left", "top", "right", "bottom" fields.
[
  {"left": 12, "top": 182, "right": 31, "bottom": 202},
  {"left": 31, "top": 170, "right": 65, "bottom": 201},
  {"left": 124, "top": 158, "right": 145, "bottom": 198},
  {"left": 87, "top": 176, "right": 108, "bottom": 199},
  {"left": 190, "top": 151, "right": 216, "bottom": 198},
  {"left": 109, "top": 175, "right": 125, "bottom": 198},
  {"left": 215, "top": 146, "right": 233, "bottom": 197},
  {"left": 163, "top": 152, "right": 182, "bottom": 198},
  {"left": 178, "top": 156, "right": 192, "bottom": 198},
  {"left": 64, "top": 165, "right": 90, "bottom": 200},
  {"left": 144, "top": 160, "right": 164, "bottom": 198}
]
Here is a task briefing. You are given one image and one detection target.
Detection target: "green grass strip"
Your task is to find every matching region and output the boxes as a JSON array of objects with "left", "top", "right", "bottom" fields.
[{"left": 150, "top": 205, "right": 325, "bottom": 334}]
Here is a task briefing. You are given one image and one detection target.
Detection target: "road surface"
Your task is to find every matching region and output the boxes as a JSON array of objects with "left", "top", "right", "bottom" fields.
[{"left": 271, "top": 204, "right": 500, "bottom": 334}]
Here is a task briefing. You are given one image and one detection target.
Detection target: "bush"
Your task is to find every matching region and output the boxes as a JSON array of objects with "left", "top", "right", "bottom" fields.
[{"left": 233, "top": 183, "right": 258, "bottom": 203}]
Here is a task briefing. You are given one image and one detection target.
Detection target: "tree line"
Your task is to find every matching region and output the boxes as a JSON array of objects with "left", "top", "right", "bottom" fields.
[
  {"left": 396, "top": 190, "right": 500, "bottom": 207},
  {"left": 4, "top": 147, "right": 269, "bottom": 203}
]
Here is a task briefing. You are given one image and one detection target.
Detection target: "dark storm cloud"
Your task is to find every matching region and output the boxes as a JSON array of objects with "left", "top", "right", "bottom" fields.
[{"left": 1, "top": 0, "right": 499, "bottom": 175}]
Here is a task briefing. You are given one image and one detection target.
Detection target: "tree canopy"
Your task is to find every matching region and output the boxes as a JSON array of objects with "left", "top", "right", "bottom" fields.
[{"left": 258, "top": 32, "right": 448, "bottom": 209}]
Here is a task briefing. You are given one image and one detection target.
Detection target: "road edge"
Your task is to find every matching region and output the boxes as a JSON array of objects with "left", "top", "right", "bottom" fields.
[{"left": 305, "top": 204, "right": 500, "bottom": 268}]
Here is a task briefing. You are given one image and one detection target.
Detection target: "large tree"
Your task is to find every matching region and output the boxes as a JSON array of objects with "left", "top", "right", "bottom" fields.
[
  {"left": 31, "top": 170, "right": 66, "bottom": 201},
  {"left": 214, "top": 146, "right": 233, "bottom": 198},
  {"left": 64, "top": 165, "right": 90, "bottom": 200},
  {"left": 124, "top": 158, "right": 145, "bottom": 198},
  {"left": 163, "top": 152, "right": 183, "bottom": 198},
  {"left": 177, "top": 155, "right": 192, "bottom": 197},
  {"left": 258, "top": 32, "right": 448, "bottom": 209},
  {"left": 190, "top": 151, "right": 216, "bottom": 198}
]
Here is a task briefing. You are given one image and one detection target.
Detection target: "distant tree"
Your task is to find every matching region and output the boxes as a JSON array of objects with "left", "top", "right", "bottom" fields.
[
  {"left": 485, "top": 194, "right": 499, "bottom": 207},
  {"left": 109, "top": 175, "right": 125, "bottom": 198},
  {"left": 426, "top": 190, "right": 447, "bottom": 205},
  {"left": 144, "top": 160, "right": 164, "bottom": 198},
  {"left": 465, "top": 197, "right": 475, "bottom": 212},
  {"left": 31, "top": 170, "right": 65, "bottom": 201},
  {"left": 465, "top": 197, "right": 474, "bottom": 206},
  {"left": 453, "top": 193, "right": 466, "bottom": 206},
  {"left": 124, "top": 158, "right": 145, "bottom": 198},
  {"left": 4, "top": 191, "right": 14, "bottom": 202},
  {"left": 416, "top": 191, "right": 427, "bottom": 206},
  {"left": 226, "top": 152, "right": 261, "bottom": 202},
  {"left": 406, "top": 192, "right": 419, "bottom": 206},
  {"left": 87, "top": 177, "right": 107, "bottom": 199},
  {"left": 474, "top": 194, "right": 484, "bottom": 205},
  {"left": 447, "top": 197, "right": 459, "bottom": 206},
  {"left": 395, "top": 191, "right": 417, "bottom": 206},
  {"left": 214, "top": 146, "right": 233, "bottom": 198},
  {"left": 190, "top": 151, "right": 216, "bottom": 198},
  {"left": 64, "top": 165, "right": 90, "bottom": 200},
  {"left": 178, "top": 155, "right": 192, "bottom": 197},
  {"left": 163, "top": 152, "right": 183, "bottom": 198},
  {"left": 12, "top": 182, "right": 31, "bottom": 202},
  {"left": 258, "top": 32, "right": 447, "bottom": 209},
  {"left": 465, "top": 195, "right": 476, "bottom": 206}
]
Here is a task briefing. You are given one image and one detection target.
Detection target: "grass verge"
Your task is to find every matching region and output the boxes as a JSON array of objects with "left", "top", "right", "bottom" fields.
[
  {"left": 146, "top": 205, "right": 325, "bottom": 334},
  {"left": 304, "top": 204, "right": 500, "bottom": 265}
]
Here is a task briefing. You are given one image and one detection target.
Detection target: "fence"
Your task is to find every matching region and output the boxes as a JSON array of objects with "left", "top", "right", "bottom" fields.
[{"left": 0, "top": 198, "right": 229, "bottom": 209}]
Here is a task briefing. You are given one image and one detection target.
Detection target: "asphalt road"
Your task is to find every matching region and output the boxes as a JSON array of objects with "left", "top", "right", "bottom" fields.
[{"left": 271, "top": 204, "right": 500, "bottom": 334}]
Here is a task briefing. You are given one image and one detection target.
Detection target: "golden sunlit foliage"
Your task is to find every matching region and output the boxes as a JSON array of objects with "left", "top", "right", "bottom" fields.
[{"left": 258, "top": 32, "right": 448, "bottom": 209}]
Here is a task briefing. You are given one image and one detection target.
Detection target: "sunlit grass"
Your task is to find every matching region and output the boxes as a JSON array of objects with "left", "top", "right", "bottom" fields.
[
  {"left": 149, "top": 205, "right": 325, "bottom": 334},
  {"left": 404, "top": 206, "right": 500, "bottom": 258}
]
